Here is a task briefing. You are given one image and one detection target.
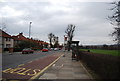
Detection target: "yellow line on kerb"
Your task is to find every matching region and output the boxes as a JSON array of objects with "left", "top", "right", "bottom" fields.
[{"left": 28, "top": 54, "right": 64, "bottom": 81}]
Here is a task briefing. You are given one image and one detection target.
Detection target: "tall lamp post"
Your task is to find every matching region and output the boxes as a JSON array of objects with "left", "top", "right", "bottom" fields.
[
  {"left": 29, "top": 22, "right": 32, "bottom": 48},
  {"left": 29, "top": 22, "right": 32, "bottom": 38}
]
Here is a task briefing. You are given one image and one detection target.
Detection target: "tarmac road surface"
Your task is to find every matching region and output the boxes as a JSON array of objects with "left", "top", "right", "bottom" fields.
[
  {"left": 2, "top": 51, "right": 59, "bottom": 70},
  {"left": 2, "top": 51, "right": 63, "bottom": 79}
]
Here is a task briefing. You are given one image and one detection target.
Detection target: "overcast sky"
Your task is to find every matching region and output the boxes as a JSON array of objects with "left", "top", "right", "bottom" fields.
[{"left": 0, "top": 0, "right": 119, "bottom": 45}]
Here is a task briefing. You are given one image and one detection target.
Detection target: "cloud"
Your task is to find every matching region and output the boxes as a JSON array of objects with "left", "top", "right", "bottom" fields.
[
  {"left": 0, "top": 1, "right": 115, "bottom": 45},
  {"left": 0, "top": 5, "right": 24, "bottom": 17},
  {"left": 1, "top": 0, "right": 117, "bottom": 2}
]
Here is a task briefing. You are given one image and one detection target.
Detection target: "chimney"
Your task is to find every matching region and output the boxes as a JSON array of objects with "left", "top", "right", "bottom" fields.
[{"left": 19, "top": 32, "right": 23, "bottom": 35}]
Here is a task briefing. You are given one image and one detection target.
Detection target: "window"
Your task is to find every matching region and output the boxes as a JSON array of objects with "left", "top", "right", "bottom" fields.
[
  {"left": 5, "top": 38, "right": 11, "bottom": 41},
  {"left": 5, "top": 38, "right": 8, "bottom": 41},
  {"left": 6, "top": 44, "right": 11, "bottom": 48},
  {"left": 9, "top": 38, "right": 11, "bottom": 41}
]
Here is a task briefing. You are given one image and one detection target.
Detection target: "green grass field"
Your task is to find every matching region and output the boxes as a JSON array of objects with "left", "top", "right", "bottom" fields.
[{"left": 80, "top": 49, "right": 120, "bottom": 56}]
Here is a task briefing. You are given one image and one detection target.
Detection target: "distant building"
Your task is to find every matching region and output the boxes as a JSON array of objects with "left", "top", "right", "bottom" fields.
[
  {"left": 12, "top": 32, "right": 49, "bottom": 50},
  {"left": 0, "top": 30, "right": 49, "bottom": 53},
  {"left": 12, "top": 32, "right": 29, "bottom": 48},
  {"left": 0, "top": 29, "right": 14, "bottom": 53}
]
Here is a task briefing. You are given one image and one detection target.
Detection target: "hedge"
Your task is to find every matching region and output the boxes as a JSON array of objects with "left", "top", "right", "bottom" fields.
[
  {"left": 79, "top": 51, "right": 120, "bottom": 80},
  {"left": 13, "top": 48, "right": 23, "bottom": 52}
]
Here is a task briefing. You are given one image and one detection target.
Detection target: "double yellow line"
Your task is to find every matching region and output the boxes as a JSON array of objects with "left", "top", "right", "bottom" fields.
[{"left": 28, "top": 54, "right": 64, "bottom": 81}]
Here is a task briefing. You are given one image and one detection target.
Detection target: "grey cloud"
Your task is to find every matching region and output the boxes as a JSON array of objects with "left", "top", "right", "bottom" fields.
[{"left": 0, "top": 2, "right": 115, "bottom": 45}]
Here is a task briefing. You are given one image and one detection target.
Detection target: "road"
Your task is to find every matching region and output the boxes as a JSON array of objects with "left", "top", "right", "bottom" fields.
[
  {"left": 2, "top": 50, "right": 64, "bottom": 79},
  {"left": 2, "top": 51, "right": 60, "bottom": 70}
]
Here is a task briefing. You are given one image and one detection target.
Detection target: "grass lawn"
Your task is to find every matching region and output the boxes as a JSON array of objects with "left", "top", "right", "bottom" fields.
[{"left": 80, "top": 49, "right": 120, "bottom": 56}]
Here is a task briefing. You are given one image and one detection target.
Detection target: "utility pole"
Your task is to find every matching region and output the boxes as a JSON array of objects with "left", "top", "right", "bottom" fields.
[{"left": 29, "top": 22, "right": 32, "bottom": 38}]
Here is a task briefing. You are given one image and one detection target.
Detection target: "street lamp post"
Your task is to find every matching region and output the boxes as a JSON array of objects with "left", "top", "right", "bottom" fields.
[
  {"left": 29, "top": 22, "right": 32, "bottom": 48},
  {"left": 29, "top": 22, "right": 32, "bottom": 38}
]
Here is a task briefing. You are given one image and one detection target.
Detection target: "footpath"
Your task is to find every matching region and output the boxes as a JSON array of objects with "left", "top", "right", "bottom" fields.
[{"left": 38, "top": 51, "right": 93, "bottom": 80}]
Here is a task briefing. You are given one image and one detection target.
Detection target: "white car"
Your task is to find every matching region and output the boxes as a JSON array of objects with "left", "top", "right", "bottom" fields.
[
  {"left": 50, "top": 48, "right": 54, "bottom": 51},
  {"left": 54, "top": 48, "right": 58, "bottom": 51}
]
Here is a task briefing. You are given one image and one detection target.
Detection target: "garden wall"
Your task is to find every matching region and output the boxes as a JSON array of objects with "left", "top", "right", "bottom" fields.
[{"left": 79, "top": 51, "right": 120, "bottom": 80}]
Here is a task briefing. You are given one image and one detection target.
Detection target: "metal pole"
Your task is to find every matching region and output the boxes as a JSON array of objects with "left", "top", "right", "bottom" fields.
[
  {"left": 64, "top": 35, "right": 65, "bottom": 51},
  {"left": 64, "top": 35, "right": 67, "bottom": 51},
  {"left": 29, "top": 22, "right": 32, "bottom": 38}
]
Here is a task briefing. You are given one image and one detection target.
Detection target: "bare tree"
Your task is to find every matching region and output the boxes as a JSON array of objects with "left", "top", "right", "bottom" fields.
[
  {"left": 108, "top": 1, "right": 120, "bottom": 45},
  {"left": 0, "top": 22, "right": 7, "bottom": 31},
  {"left": 48, "top": 33, "right": 54, "bottom": 48},
  {"left": 53, "top": 36, "right": 59, "bottom": 48},
  {"left": 0, "top": 17, "right": 7, "bottom": 31},
  {"left": 48, "top": 33, "right": 59, "bottom": 48},
  {"left": 65, "top": 24, "right": 75, "bottom": 51}
]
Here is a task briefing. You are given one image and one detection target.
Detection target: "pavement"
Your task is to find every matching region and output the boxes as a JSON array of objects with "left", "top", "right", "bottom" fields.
[
  {"left": 2, "top": 51, "right": 22, "bottom": 55},
  {"left": 38, "top": 51, "right": 93, "bottom": 80},
  {"left": 2, "top": 50, "right": 40, "bottom": 54}
]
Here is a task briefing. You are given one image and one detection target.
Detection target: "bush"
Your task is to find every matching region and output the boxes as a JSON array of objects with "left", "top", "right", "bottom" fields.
[{"left": 13, "top": 48, "right": 23, "bottom": 52}]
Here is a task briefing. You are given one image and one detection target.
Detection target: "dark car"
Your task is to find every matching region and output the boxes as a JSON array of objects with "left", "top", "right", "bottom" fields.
[
  {"left": 22, "top": 48, "right": 34, "bottom": 54},
  {"left": 42, "top": 48, "right": 49, "bottom": 52}
]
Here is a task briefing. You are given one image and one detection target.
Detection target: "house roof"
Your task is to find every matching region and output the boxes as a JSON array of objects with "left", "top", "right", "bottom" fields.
[
  {"left": 0, "top": 29, "right": 12, "bottom": 38},
  {"left": 12, "top": 36, "right": 21, "bottom": 40},
  {"left": 1, "top": 31, "right": 50, "bottom": 45},
  {"left": 12, "top": 33, "right": 29, "bottom": 41}
]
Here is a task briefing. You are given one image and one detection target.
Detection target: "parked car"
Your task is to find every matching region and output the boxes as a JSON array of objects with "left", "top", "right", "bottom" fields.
[
  {"left": 58, "top": 48, "right": 62, "bottom": 50},
  {"left": 42, "top": 48, "right": 49, "bottom": 52},
  {"left": 54, "top": 48, "right": 59, "bottom": 51},
  {"left": 22, "top": 48, "right": 34, "bottom": 54},
  {"left": 50, "top": 48, "right": 54, "bottom": 51}
]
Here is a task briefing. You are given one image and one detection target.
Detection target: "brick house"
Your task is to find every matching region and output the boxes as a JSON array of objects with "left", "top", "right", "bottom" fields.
[
  {"left": 12, "top": 32, "right": 29, "bottom": 48},
  {"left": 0, "top": 29, "right": 14, "bottom": 53},
  {"left": 0, "top": 30, "right": 49, "bottom": 53},
  {"left": 12, "top": 32, "right": 49, "bottom": 50}
]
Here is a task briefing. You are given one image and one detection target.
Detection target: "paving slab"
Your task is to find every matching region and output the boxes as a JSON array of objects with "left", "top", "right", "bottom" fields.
[
  {"left": 40, "top": 73, "right": 57, "bottom": 79},
  {"left": 39, "top": 51, "right": 93, "bottom": 80}
]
